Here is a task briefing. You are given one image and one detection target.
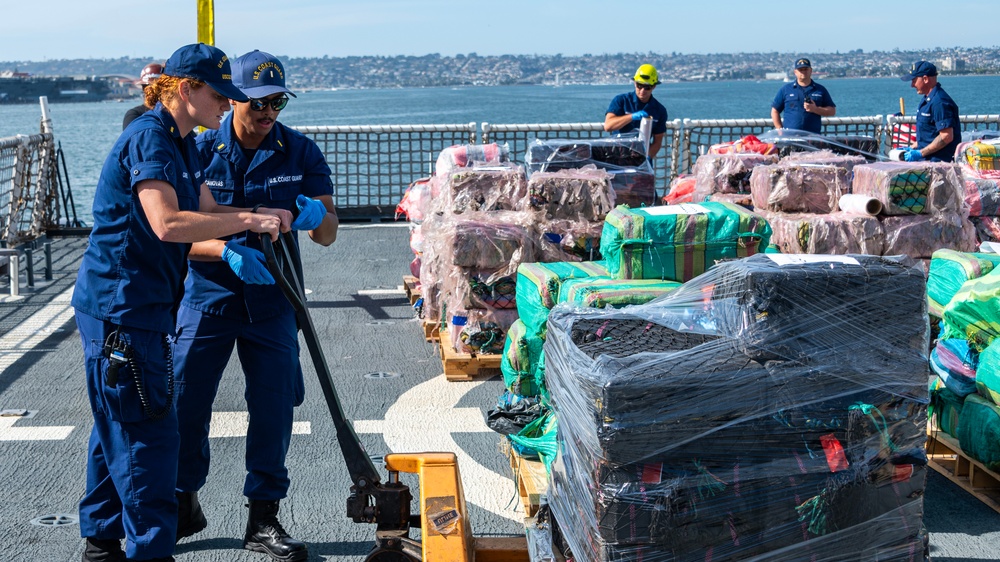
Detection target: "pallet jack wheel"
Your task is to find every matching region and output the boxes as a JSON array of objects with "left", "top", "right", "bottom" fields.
[{"left": 365, "top": 536, "right": 422, "bottom": 562}]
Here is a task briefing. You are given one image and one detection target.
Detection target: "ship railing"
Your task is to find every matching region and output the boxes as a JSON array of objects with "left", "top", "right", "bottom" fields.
[{"left": 292, "top": 123, "right": 477, "bottom": 220}]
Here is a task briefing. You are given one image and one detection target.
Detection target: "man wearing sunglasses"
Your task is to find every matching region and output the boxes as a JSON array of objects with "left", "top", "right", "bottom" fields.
[
  {"left": 172, "top": 50, "right": 337, "bottom": 562},
  {"left": 604, "top": 64, "right": 669, "bottom": 159}
]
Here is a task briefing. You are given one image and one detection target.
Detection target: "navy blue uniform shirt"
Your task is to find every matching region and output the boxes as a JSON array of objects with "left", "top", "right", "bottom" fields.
[
  {"left": 73, "top": 103, "right": 201, "bottom": 334},
  {"left": 916, "top": 84, "right": 962, "bottom": 162},
  {"left": 607, "top": 92, "right": 668, "bottom": 135},
  {"left": 182, "top": 115, "right": 334, "bottom": 322},
  {"left": 771, "top": 80, "right": 835, "bottom": 134}
]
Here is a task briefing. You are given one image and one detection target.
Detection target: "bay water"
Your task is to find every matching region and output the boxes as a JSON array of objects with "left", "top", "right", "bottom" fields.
[{"left": 3, "top": 76, "right": 999, "bottom": 216}]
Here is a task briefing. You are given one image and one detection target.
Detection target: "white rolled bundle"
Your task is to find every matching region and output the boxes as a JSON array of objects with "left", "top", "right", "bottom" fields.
[{"left": 839, "top": 193, "right": 883, "bottom": 216}]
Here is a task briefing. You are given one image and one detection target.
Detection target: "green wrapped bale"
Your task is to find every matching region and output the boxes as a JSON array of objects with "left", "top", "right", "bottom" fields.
[
  {"left": 599, "top": 202, "right": 771, "bottom": 282},
  {"left": 500, "top": 319, "right": 545, "bottom": 397},
  {"left": 558, "top": 277, "right": 683, "bottom": 309},
  {"left": 956, "top": 393, "right": 1000, "bottom": 472},
  {"left": 515, "top": 261, "right": 609, "bottom": 338},
  {"left": 976, "top": 339, "right": 1000, "bottom": 405},
  {"left": 941, "top": 268, "right": 1000, "bottom": 351},
  {"left": 929, "top": 377, "right": 964, "bottom": 439},
  {"left": 926, "top": 249, "right": 1000, "bottom": 317}
]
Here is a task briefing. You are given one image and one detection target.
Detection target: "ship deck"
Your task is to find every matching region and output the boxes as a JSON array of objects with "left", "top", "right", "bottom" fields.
[{"left": 0, "top": 224, "right": 998, "bottom": 561}]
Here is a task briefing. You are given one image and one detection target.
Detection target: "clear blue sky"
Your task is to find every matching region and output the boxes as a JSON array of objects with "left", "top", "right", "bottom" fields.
[{"left": 5, "top": 0, "right": 997, "bottom": 61}]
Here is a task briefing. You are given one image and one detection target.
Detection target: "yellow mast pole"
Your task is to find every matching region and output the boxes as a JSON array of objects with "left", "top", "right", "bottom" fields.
[{"left": 197, "top": 0, "right": 215, "bottom": 45}]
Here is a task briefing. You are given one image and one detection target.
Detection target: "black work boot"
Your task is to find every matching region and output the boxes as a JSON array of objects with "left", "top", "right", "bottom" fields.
[
  {"left": 243, "top": 500, "right": 308, "bottom": 561},
  {"left": 175, "top": 491, "right": 208, "bottom": 542},
  {"left": 82, "top": 538, "right": 126, "bottom": 562}
]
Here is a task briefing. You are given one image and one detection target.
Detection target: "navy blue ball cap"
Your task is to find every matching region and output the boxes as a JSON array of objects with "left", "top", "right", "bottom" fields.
[
  {"left": 164, "top": 43, "right": 249, "bottom": 102},
  {"left": 232, "top": 50, "right": 297, "bottom": 99},
  {"left": 794, "top": 58, "right": 811, "bottom": 69},
  {"left": 901, "top": 60, "right": 938, "bottom": 81}
]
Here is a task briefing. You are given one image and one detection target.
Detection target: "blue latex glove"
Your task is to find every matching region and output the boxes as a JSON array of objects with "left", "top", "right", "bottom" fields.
[
  {"left": 290, "top": 195, "right": 327, "bottom": 231},
  {"left": 903, "top": 148, "right": 924, "bottom": 162},
  {"left": 631, "top": 110, "right": 649, "bottom": 121},
  {"left": 222, "top": 241, "right": 275, "bottom": 285}
]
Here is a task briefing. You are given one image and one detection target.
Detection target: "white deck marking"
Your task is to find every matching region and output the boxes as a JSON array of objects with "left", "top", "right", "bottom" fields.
[
  {"left": 209, "top": 411, "right": 311, "bottom": 438},
  {"left": 356, "top": 288, "right": 405, "bottom": 296},
  {"left": 0, "top": 287, "right": 75, "bottom": 372},
  {"left": 353, "top": 374, "right": 521, "bottom": 523},
  {"left": 0, "top": 415, "right": 74, "bottom": 441}
]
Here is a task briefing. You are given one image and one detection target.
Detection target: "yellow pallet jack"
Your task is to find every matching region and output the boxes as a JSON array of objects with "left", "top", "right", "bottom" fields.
[{"left": 262, "top": 233, "right": 529, "bottom": 562}]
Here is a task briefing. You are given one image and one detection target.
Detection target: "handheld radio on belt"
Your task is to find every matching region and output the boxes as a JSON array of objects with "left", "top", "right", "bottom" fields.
[{"left": 102, "top": 328, "right": 175, "bottom": 420}]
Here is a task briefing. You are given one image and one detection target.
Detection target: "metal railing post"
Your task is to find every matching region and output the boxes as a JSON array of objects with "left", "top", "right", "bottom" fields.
[
  {"left": 44, "top": 241, "right": 52, "bottom": 281},
  {"left": 481, "top": 122, "right": 491, "bottom": 145},
  {"left": 24, "top": 247, "right": 34, "bottom": 287}
]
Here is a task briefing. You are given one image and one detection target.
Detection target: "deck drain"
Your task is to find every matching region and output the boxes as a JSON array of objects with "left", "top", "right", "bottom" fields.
[
  {"left": 30, "top": 514, "right": 77, "bottom": 527},
  {"left": 364, "top": 372, "right": 401, "bottom": 380}
]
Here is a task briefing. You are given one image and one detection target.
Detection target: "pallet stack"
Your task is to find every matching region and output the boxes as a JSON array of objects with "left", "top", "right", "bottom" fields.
[{"left": 544, "top": 253, "right": 930, "bottom": 562}]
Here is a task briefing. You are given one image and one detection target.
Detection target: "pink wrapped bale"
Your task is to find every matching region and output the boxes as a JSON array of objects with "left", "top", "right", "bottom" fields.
[
  {"left": 707, "top": 192, "right": 753, "bottom": 209},
  {"left": 965, "top": 178, "right": 1000, "bottom": 217},
  {"left": 881, "top": 214, "right": 977, "bottom": 258},
  {"left": 435, "top": 143, "right": 509, "bottom": 178},
  {"left": 451, "top": 219, "right": 534, "bottom": 271},
  {"left": 781, "top": 150, "right": 867, "bottom": 172},
  {"left": 525, "top": 167, "right": 615, "bottom": 221},
  {"left": 852, "top": 162, "right": 965, "bottom": 216},
  {"left": 760, "top": 210, "right": 884, "bottom": 255},
  {"left": 750, "top": 162, "right": 848, "bottom": 213},
  {"left": 692, "top": 153, "right": 778, "bottom": 200},
  {"left": 971, "top": 216, "right": 1000, "bottom": 243}
]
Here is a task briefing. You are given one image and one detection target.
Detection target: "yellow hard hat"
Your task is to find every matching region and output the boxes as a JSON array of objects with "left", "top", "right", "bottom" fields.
[{"left": 633, "top": 64, "right": 660, "bottom": 86}]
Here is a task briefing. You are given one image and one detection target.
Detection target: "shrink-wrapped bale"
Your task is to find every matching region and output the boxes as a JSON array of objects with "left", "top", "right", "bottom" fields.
[
  {"left": 964, "top": 177, "right": 1000, "bottom": 216},
  {"left": 451, "top": 217, "right": 534, "bottom": 271},
  {"left": 749, "top": 162, "right": 849, "bottom": 213},
  {"left": 539, "top": 219, "right": 604, "bottom": 261},
  {"left": 941, "top": 268, "right": 1000, "bottom": 351},
  {"left": 525, "top": 138, "right": 657, "bottom": 207},
  {"left": 446, "top": 308, "right": 519, "bottom": 355},
  {"left": 929, "top": 377, "right": 963, "bottom": 438},
  {"left": 435, "top": 142, "right": 509, "bottom": 178},
  {"left": 781, "top": 149, "right": 868, "bottom": 171},
  {"left": 543, "top": 253, "right": 929, "bottom": 562},
  {"left": 501, "top": 319, "right": 544, "bottom": 396},
  {"left": 525, "top": 167, "right": 615, "bottom": 221},
  {"left": 929, "top": 338, "right": 978, "bottom": 397},
  {"left": 706, "top": 191, "right": 753, "bottom": 209},
  {"left": 438, "top": 163, "right": 528, "bottom": 213},
  {"left": 558, "top": 278, "right": 681, "bottom": 308},
  {"left": 957, "top": 140, "right": 1000, "bottom": 174},
  {"left": 600, "top": 202, "right": 771, "bottom": 282},
  {"left": 881, "top": 213, "right": 977, "bottom": 259},
  {"left": 691, "top": 153, "right": 778, "bottom": 201},
  {"left": 956, "top": 394, "right": 1000, "bottom": 471},
  {"left": 607, "top": 168, "right": 656, "bottom": 208},
  {"left": 852, "top": 161, "right": 965, "bottom": 216},
  {"left": 759, "top": 210, "right": 884, "bottom": 255},
  {"left": 515, "top": 261, "right": 610, "bottom": 339},
  {"left": 971, "top": 216, "right": 1000, "bottom": 243},
  {"left": 926, "top": 248, "right": 1000, "bottom": 316}
]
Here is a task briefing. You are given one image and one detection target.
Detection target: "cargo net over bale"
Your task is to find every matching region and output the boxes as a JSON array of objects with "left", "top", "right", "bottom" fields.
[{"left": 543, "top": 253, "right": 930, "bottom": 562}]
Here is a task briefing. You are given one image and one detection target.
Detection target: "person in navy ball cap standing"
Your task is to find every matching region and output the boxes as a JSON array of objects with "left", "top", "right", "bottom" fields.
[
  {"left": 74, "top": 42, "right": 290, "bottom": 562},
  {"left": 172, "top": 49, "right": 337, "bottom": 562},
  {"left": 770, "top": 57, "right": 836, "bottom": 134},
  {"left": 900, "top": 60, "right": 962, "bottom": 162}
]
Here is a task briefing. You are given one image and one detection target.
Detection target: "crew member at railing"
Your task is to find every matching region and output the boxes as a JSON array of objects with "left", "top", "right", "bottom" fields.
[
  {"left": 604, "top": 64, "right": 668, "bottom": 159},
  {"left": 172, "top": 50, "right": 337, "bottom": 562},
  {"left": 770, "top": 58, "right": 836, "bottom": 134},
  {"left": 900, "top": 61, "right": 961, "bottom": 162},
  {"left": 73, "top": 43, "right": 288, "bottom": 562}
]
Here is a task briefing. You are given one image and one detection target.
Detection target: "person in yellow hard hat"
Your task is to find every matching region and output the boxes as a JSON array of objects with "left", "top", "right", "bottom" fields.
[{"left": 604, "top": 63, "right": 669, "bottom": 159}]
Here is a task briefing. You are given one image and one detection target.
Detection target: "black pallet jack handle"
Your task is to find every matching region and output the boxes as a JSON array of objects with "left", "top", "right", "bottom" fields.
[{"left": 262, "top": 233, "right": 415, "bottom": 537}]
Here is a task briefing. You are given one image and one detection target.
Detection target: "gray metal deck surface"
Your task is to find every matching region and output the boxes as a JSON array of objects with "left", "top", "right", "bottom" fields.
[{"left": 0, "top": 224, "right": 997, "bottom": 561}]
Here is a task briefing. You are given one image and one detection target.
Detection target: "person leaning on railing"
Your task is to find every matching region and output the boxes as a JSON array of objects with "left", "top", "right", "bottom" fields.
[
  {"left": 900, "top": 60, "right": 962, "bottom": 162},
  {"left": 72, "top": 43, "right": 291, "bottom": 562},
  {"left": 604, "top": 64, "right": 668, "bottom": 160}
]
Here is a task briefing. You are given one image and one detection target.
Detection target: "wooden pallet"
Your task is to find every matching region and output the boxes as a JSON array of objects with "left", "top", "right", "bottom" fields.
[
  {"left": 926, "top": 429, "right": 1000, "bottom": 514},
  {"left": 438, "top": 330, "right": 501, "bottom": 381},
  {"left": 402, "top": 275, "right": 421, "bottom": 306},
  {"left": 423, "top": 320, "right": 440, "bottom": 342},
  {"left": 506, "top": 443, "right": 548, "bottom": 518}
]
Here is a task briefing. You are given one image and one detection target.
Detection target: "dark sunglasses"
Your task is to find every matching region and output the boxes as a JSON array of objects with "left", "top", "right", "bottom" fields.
[
  {"left": 247, "top": 96, "right": 289, "bottom": 112},
  {"left": 635, "top": 83, "right": 655, "bottom": 91}
]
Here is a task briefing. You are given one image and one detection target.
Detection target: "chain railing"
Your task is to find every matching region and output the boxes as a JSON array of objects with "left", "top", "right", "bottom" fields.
[{"left": 293, "top": 123, "right": 477, "bottom": 219}]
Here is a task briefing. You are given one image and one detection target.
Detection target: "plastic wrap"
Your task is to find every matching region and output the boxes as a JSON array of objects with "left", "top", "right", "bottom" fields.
[
  {"left": 782, "top": 149, "right": 868, "bottom": 172},
  {"left": 434, "top": 142, "right": 509, "bottom": 178},
  {"left": 971, "top": 216, "right": 1000, "bottom": 243},
  {"left": 557, "top": 277, "right": 681, "bottom": 308},
  {"left": 978, "top": 340, "right": 1000, "bottom": 404},
  {"left": 447, "top": 307, "right": 518, "bottom": 354},
  {"left": 706, "top": 191, "right": 753, "bottom": 209},
  {"left": 501, "top": 318, "right": 545, "bottom": 396},
  {"left": 851, "top": 162, "right": 965, "bottom": 216},
  {"left": 539, "top": 219, "right": 604, "bottom": 262},
  {"left": 880, "top": 213, "right": 977, "bottom": 259},
  {"left": 663, "top": 174, "right": 695, "bottom": 204},
  {"left": 395, "top": 176, "right": 434, "bottom": 222},
  {"left": 707, "top": 134, "right": 777, "bottom": 156},
  {"left": 434, "top": 163, "right": 528, "bottom": 214},
  {"left": 964, "top": 178, "right": 1000, "bottom": 216},
  {"left": 525, "top": 167, "right": 615, "bottom": 221},
  {"left": 543, "top": 253, "right": 929, "bottom": 562},
  {"left": 749, "top": 162, "right": 850, "bottom": 214},
  {"left": 691, "top": 153, "right": 778, "bottom": 202},
  {"left": 925, "top": 248, "right": 1000, "bottom": 317},
  {"left": 515, "top": 261, "right": 610, "bottom": 339},
  {"left": 929, "top": 377, "right": 963, "bottom": 438},
  {"left": 601, "top": 203, "right": 771, "bottom": 282},
  {"left": 929, "top": 338, "right": 978, "bottom": 397},
  {"left": 525, "top": 137, "right": 657, "bottom": 207},
  {"left": 760, "top": 210, "right": 884, "bottom": 255},
  {"left": 955, "top": 140, "right": 1000, "bottom": 178},
  {"left": 758, "top": 129, "right": 880, "bottom": 160}
]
